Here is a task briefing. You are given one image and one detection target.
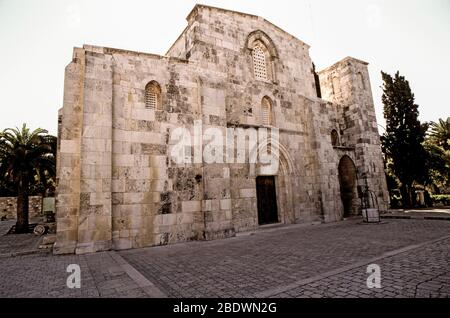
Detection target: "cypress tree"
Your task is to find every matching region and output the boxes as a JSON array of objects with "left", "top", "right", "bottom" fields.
[{"left": 381, "top": 71, "right": 428, "bottom": 207}]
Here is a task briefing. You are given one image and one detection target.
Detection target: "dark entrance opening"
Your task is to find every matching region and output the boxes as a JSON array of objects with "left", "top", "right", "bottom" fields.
[
  {"left": 256, "top": 176, "right": 279, "bottom": 225},
  {"left": 338, "top": 156, "right": 359, "bottom": 218}
]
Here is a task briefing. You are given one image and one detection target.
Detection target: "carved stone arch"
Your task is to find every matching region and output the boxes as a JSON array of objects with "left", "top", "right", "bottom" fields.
[
  {"left": 276, "top": 143, "right": 297, "bottom": 177},
  {"left": 145, "top": 80, "right": 161, "bottom": 92},
  {"left": 338, "top": 155, "right": 360, "bottom": 218},
  {"left": 246, "top": 30, "right": 279, "bottom": 82},
  {"left": 252, "top": 137, "right": 297, "bottom": 177},
  {"left": 254, "top": 141, "right": 297, "bottom": 225},
  {"left": 144, "top": 80, "right": 162, "bottom": 110},
  {"left": 141, "top": 78, "right": 165, "bottom": 94},
  {"left": 246, "top": 30, "right": 279, "bottom": 59},
  {"left": 273, "top": 144, "right": 296, "bottom": 224}
]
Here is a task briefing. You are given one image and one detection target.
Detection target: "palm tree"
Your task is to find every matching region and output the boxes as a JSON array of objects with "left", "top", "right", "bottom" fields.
[
  {"left": 429, "top": 118, "right": 450, "bottom": 151},
  {"left": 30, "top": 135, "right": 57, "bottom": 197},
  {"left": 0, "top": 124, "right": 55, "bottom": 233}
]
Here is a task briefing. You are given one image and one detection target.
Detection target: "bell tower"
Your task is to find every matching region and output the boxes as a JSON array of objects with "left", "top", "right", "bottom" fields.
[{"left": 319, "top": 57, "right": 389, "bottom": 212}]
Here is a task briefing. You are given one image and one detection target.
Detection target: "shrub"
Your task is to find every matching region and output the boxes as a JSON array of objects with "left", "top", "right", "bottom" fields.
[{"left": 431, "top": 194, "right": 450, "bottom": 206}]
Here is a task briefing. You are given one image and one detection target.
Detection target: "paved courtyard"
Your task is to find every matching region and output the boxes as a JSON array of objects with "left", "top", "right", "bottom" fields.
[{"left": 0, "top": 219, "right": 449, "bottom": 298}]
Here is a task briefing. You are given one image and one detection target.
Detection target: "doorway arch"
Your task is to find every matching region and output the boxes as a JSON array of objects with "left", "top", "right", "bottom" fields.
[
  {"left": 253, "top": 140, "right": 296, "bottom": 225},
  {"left": 338, "top": 156, "right": 360, "bottom": 218}
]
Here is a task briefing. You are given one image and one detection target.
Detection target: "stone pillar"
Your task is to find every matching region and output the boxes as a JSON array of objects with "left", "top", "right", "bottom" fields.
[
  {"left": 76, "top": 47, "right": 113, "bottom": 254},
  {"left": 54, "top": 48, "right": 85, "bottom": 254},
  {"left": 54, "top": 46, "right": 114, "bottom": 255}
]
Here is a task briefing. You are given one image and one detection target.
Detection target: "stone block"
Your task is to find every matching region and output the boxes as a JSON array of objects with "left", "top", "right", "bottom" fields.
[
  {"left": 182, "top": 201, "right": 202, "bottom": 213},
  {"left": 239, "top": 188, "right": 256, "bottom": 198},
  {"left": 220, "top": 199, "right": 231, "bottom": 210}
]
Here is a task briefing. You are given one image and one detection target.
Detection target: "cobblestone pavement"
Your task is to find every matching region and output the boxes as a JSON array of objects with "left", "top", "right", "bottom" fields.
[
  {"left": 119, "top": 219, "right": 450, "bottom": 298},
  {"left": 271, "top": 238, "right": 450, "bottom": 298},
  {"left": 0, "top": 252, "right": 151, "bottom": 298},
  {"left": 0, "top": 220, "right": 15, "bottom": 235},
  {"left": 0, "top": 219, "right": 449, "bottom": 298},
  {"left": 0, "top": 220, "right": 42, "bottom": 257},
  {"left": 383, "top": 208, "right": 450, "bottom": 220}
]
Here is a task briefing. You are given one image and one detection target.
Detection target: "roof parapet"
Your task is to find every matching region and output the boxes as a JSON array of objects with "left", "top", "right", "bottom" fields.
[
  {"left": 82, "top": 44, "right": 189, "bottom": 64},
  {"left": 318, "top": 56, "right": 369, "bottom": 74},
  {"left": 186, "top": 4, "right": 310, "bottom": 49}
]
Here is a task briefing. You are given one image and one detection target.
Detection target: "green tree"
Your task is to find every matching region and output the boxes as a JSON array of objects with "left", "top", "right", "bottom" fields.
[
  {"left": 429, "top": 118, "right": 450, "bottom": 151},
  {"left": 0, "top": 177, "right": 16, "bottom": 197},
  {"left": 423, "top": 118, "right": 450, "bottom": 193},
  {"left": 0, "top": 125, "right": 56, "bottom": 233},
  {"left": 29, "top": 134, "right": 57, "bottom": 197},
  {"left": 423, "top": 141, "right": 450, "bottom": 192},
  {"left": 380, "top": 71, "right": 428, "bottom": 207}
]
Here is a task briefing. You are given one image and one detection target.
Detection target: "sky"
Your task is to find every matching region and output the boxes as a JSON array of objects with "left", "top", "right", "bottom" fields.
[{"left": 0, "top": 0, "right": 449, "bottom": 135}]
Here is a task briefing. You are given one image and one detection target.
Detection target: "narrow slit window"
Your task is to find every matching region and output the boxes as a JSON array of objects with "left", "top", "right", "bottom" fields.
[
  {"left": 262, "top": 97, "right": 273, "bottom": 126},
  {"left": 331, "top": 130, "right": 340, "bottom": 147}
]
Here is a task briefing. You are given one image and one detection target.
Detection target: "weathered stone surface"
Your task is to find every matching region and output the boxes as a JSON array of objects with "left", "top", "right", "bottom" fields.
[
  {"left": 55, "top": 4, "right": 389, "bottom": 254},
  {"left": 0, "top": 196, "right": 43, "bottom": 220},
  {"left": 2, "top": 219, "right": 450, "bottom": 298}
]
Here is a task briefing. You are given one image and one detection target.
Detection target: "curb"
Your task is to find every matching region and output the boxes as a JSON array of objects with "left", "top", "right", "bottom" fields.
[
  {"left": 381, "top": 215, "right": 450, "bottom": 221},
  {"left": 0, "top": 249, "right": 51, "bottom": 259},
  {"left": 110, "top": 251, "right": 167, "bottom": 298}
]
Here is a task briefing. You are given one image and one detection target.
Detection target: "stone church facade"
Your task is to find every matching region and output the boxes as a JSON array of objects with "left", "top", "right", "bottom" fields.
[{"left": 54, "top": 4, "right": 389, "bottom": 255}]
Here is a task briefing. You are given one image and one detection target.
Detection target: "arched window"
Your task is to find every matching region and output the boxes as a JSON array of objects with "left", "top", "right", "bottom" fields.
[
  {"left": 253, "top": 42, "right": 268, "bottom": 81},
  {"left": 246, "top": 30, "right": 278, "bottom": 82},
  {"left": 261, "top": 97, "right": 273, "bottom": 126},
  {"left": 145, "top": 81, "right": 161, "bottom": 109},
  {"left": 331, "top": 129, "right": 340, "bottom": 147}
]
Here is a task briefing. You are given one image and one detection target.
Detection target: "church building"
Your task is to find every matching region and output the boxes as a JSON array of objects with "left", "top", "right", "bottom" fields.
[{"left": 54, "top": 4, "right": 389, "bottom": 254}]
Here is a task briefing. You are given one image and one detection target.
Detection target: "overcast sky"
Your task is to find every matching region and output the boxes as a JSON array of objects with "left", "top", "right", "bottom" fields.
[{"left": 0, "top": 0, "right": 449, "bottom": 135}]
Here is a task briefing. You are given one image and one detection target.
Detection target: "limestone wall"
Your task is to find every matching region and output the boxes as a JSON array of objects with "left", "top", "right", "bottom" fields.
[
  {"left": 177, "top": 5, "right": 328, "bottom": 230},
  {"left": 55, "top": 5, "right": 389, "bottom": 254},
  {"left": 0, "top": 196, "right": 43, "bottom": 220},
  {"left": 54, "top": 47, "right": 85, "bottom": 254},
  {"left": 109, "top": 48, "right": 205, "bottom": 250},
  {"left": 319, "top": 57, "right": 390, "bottom": 212}
]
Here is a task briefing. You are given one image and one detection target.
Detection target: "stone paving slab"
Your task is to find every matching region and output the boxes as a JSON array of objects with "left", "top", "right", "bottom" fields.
[
  {"left": 119, "top": 219, "right": 450, "bottom": 298},
  {"left": 0, "top": 252, "right": 150, "bottom": 298},
  {"left": 109, "top": 252, "right": 166, "bottom": 298},
  {"left": 0, "top": 220, "right": 15, "bottom": 235},
  {"left": 383, "top": 208, "right": 450, "bottom": 220},
  {"left": 0, "top": 253, "right": 98, "bottom": 298},
  {"left": 0, "top": 219, "right": 49, "bottom": 258},
  {"left": 271, "top": 237, "right": 450, "bottom": 298},
  {"left": 1, "top": 219, "right": 450, "bottom": 298}
]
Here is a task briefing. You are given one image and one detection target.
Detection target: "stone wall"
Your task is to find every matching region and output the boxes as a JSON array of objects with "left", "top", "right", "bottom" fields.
[
  {"left": 0, "top": 196, "right": 43, "bottom": 220},
  {"left": 54, "top": 47, "right": 85, "bottom": 254},
  {"left": 319, "top": 57, "right": 390, "bottom": 212},
  {"left": 55, "top": 4, "right": 389, "bottom": 255},
  {"left": 173, "top": 4, "right": 329, "bottom": 229}
]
